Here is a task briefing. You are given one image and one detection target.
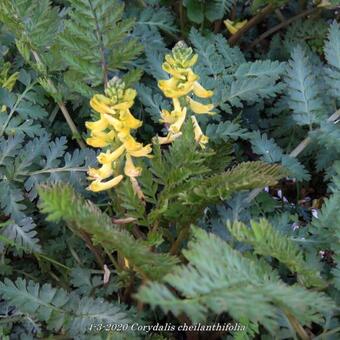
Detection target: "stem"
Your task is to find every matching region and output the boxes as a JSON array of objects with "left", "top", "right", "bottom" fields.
[
  {"left": 29, "top": 167, "right": 88, "bottom": 176},
  {"left": 179, "top": 0, "right": 185, "bottom": 39},
  {"left": 79, "top": 230, "right": 105, "bottom": 268},
  {"left": 88, "top": 0, "right": 108, "bottom": 88},
  {"left": 228, "top": 4, "right": 275, "bottom": 46},
  {"left": 57, "top": 101, "right": 86, "bottom": 148},
  {"left": 285, "top": 311, "right": 310, "bottom": 340},
  {"left": 245, "top": 109, "right": 340, "bottom": 204},
  {"left": 35, "top": 253, "right": 72, "bottom": 271},
  {"left": 31, "top": 50, "right": 85, "bottom": 149},
  {"left": 314, "top": 326, "right": 340, "bottom": 340},
  {"left": 249, "top": 7, "right": 321, "bottom": 50},
  {"left": 170, "top": 227, "right": 189, "bottom": 255}
]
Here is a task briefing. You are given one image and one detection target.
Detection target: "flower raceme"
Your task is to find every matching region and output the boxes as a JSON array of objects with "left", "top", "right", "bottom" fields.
[
  {"left": 85, "top": 77, "right": 152, "bottom": 192},
  {"left": 156, "top": 41, "right": 214, "bottom": 148}
]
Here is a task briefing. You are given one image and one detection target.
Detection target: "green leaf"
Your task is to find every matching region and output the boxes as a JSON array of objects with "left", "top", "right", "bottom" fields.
[{"left": 136, "top": 226, "right": 334, "bottom": 332}]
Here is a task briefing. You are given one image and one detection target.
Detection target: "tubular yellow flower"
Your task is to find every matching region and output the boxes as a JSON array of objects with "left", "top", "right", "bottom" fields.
[
  {"left": 160, "top": 109, "right": 177, "bottom": 124},
  {"left": 169, "top": 107, "right": 187, "bottom": 134},
  {"left": 128, "top": 145, "right": 153, "bottom": 158},
  {"left": 224, "top": 19, "right": 248, "bottom": 35},
  {"left": 88, "top": 163, "right": 113, "bottom": 180},
  {"left": 119, "top": 110, "right": 142, "bottom": 129},
  {"left": 97, "top": 145, "right": 126, "bottom": 164},
  {"left": 85, "top": 115, "right": 109, "bottom": 132},
  {"left": 86, "top": 130, "right": 116, "bottom": 148},
  {"left": 103, "top": 114, "right": 124, "bottom": 131},
  {"left": 90, "top": 94, "right": 116, "bottom": 115},
  {"left": 154, "top": 132, "right": 183, "bottom": 145},
  {"left": 193, "top": 82, "right": 214, "bottom": 98},
  {"left": 123, "top": 135, "right": 152, "bottom": 157},
  {"left": 191, "top": 116, "right": 209, "bottom": 149},
  {"left": 124, "top": 154, "right": 142, "bottom": 178},
  {"left": 87, "top": 175, "right": 124, "bottom": 192},
  {"left": 158, "top": 77, "right": 193, "bottom": 98},
  {"left": 162, "top": 62, "right": 187, "bottom": 79},
  {"left": 187, "top": 97, "right": 215, "bottom": 115}
]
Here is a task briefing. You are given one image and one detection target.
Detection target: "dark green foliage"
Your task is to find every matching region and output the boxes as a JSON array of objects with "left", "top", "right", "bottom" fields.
[
  {"left": 0, "top": 277, "right": 135, "bottom": 335},
  {"left": 38, "top": 183, "right": 179, "bottom": 280},
  {"left": 58, "top": 0, "right": 143, "bottom": 96},
  {"left": 136, "top": 226, "right": 334, "bottom": 333},
  {"left": 0, "top": 1, "right": 339, "bottom": 338},
  {"left": 227, "top": 219, "right": 325, "bottom": 288}
]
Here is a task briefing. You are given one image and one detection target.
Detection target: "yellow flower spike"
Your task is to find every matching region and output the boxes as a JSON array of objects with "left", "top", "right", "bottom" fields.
[
  {"left": 124, "top": 154, "right": 142, "bottom": 178},
  {"left": 85, "top": 115, "right": 109, "bottom": 132},
  {"left": 90, "top": 94, "right": 116, "bottom": 115},
  {"left": 169, "top": 107, "right": 187, "bottom": 134},
  {"left": 88, "top": 163, "right": 113, "bottom": 180},
  {"left": 224, "top": 19, "right": 248, "bottom": 35},
  {"left": 119, "top": 110, "right": 142, "bottom": 129},
  {"left": 86, "top": 130, "right": 116, "bottom": 148},
  {"left": 187, "top": 97, "right": 215, "bottom": 115},
  {"left": 193, "top": 82, "right": 214, "bottom": 98},
  {"left": 87, "top": 175, "right": 124, "bottom": 192},
  {"left": 191, "top": 116, "right": 209, "bottom": 149},
  {"left": 97, "top": 144, "right": 126, "bottom": 164}
]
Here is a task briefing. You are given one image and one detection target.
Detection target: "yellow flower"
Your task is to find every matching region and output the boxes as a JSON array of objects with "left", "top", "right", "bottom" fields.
[
  {"left": 157, "top": 41, "right": 214, "bottom": 147},
  {"left": 103, "top": 114, "right": 124, "bottom": 131},
  {"left": 124, "top": 154, "right": 142, "bottom": 178},
  {"left": 119, "top": 110, "right": 142, "bottom": 129},
  {"left": 165, "top": 48, "right": 198, "bottom": 68},
  {"left": 87, "top": 175, "right": 124, "bottom": 192},
  {"left": 158, "top": 77, "right": 192, "bottom": 98},
  {"left": 97, "top": 145, "right": 126, "bottom": 164},
  {"left": 154, "top": 132, "right": 182, "bottom": 145},
  {"left": 193, "top": 82, "right": 213, "bottom": 98},
  {"left": 122, "top": 135, "right": 153, "bottom": 158},
  {"left": 191, "top": 116, "right": 209, "bottom": 149},
  {"left": 162, "top": 62, "right": 187, "bottom": 80},
  {"left": 187, "top": 97, "right": 215, "bottom": 115},
  {"left": 169, "top": 107, "right": 187, "bottom": 134},
  {"left": 86, "top": 130, "right": 115, "bottom": 148},
  {"left": 85, "top": 115, "right": 109, "bottom": 133},
  {"left": 88, "top": 163, "right": 113, "bottom": 180},
  {"left": 86, "top": 77, "right": 152, "bottom": 193},
  {"left": 224, "top": 19, "right": 248, "bottom": 35},
  {"left": 160, "top": 109, "right": 177, "bottom": 124},
  {"left": 90, "top": 94, "right": 116, "bottom": 115}
]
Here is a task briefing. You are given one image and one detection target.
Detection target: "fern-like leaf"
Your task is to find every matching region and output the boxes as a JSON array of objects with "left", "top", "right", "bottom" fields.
[
  {"left": 0, "top": 278, "right": 134, "bottom": 335},
  {"left": 285, "top": 46, "right": 324, "bottom": 126},
  {"left": 136, "top": 226, "right": 334, "bottom": 333},
  {"left": 227, "top": 219, "right": 325, "bottom": 288},
  {"left": 38, "top": 184, "right": 178, "bottom": 280}
]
